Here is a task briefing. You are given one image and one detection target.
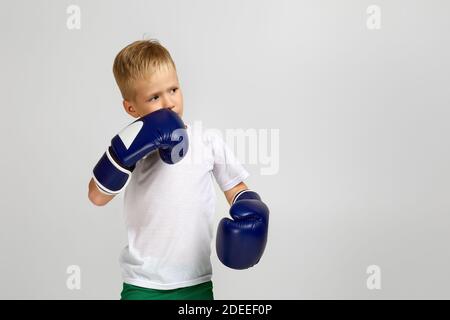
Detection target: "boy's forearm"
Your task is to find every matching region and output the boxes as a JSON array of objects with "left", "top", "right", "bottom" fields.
[
  {"left": 224, "top": 182, "right": 248, "bottom": 205},
  {"left": 88, "top": 178, "right": 115, "bottom": 206}
]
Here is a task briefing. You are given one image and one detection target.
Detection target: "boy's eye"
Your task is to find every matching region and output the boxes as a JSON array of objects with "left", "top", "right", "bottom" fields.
[{"left": 148, "top": 88, "right": 178, "bottom": 102}]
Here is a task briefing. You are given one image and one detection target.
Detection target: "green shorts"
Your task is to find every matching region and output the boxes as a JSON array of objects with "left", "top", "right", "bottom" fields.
[{"left": 120, "top": 281, "right": 214, "bottom": 300}]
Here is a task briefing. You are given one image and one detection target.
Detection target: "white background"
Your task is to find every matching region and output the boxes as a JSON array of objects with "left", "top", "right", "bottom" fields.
[{"left": 0, "top": 0, "right": 449, "bottom": 299}]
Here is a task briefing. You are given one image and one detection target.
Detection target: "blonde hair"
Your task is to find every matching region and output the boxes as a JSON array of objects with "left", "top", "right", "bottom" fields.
[{"left": 112, "top": 39, "right": 176, "bottom": 100}]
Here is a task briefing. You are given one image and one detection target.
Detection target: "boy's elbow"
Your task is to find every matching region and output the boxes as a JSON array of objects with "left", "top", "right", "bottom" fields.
[
  {"left": 90, "top": 198, "right": 106, "bottom": 207},
  {"left": 88, "top": 178, "right": 114, "bottom": 206},
  {"left": 88, "top": 191, "right": 105, "bottom": 206},
  {"left": 88, "top": 187, "right": 111, "bottom": 206}
]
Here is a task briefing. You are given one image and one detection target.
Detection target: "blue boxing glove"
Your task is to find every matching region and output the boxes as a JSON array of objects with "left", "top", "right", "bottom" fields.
[
  {"left": 92, "top": 108, "right": 188, "bottom": 195},
  {"left": 216, "top": 190, "right": 269, "bottom": 270}
]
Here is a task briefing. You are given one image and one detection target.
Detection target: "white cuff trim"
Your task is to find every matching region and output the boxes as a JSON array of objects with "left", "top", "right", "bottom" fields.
[{"left": 232, "top": 189, "right": 254, "bottom": 204}]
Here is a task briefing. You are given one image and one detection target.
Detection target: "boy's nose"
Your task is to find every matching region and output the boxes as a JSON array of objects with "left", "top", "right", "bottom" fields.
[{"left": 161, "top": 96, "right": 174, "bottom": 110}]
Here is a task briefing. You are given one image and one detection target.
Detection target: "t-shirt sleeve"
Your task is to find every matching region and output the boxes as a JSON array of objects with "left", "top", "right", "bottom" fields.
[{"left": 209, "top": 132, "right": 250, "bottom": 191}]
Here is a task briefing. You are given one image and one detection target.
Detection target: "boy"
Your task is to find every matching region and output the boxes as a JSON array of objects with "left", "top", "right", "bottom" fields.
[{"left": 88, "top": 39, "right": 269, "bottom": 300}]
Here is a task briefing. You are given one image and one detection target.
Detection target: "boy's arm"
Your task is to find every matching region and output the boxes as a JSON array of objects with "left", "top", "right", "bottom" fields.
[
  {"left": 88, "top": 178, "right": 115, "bottom": 206},
  {"left": 224, "top": 181, "right": 248, "bottom": 205}
]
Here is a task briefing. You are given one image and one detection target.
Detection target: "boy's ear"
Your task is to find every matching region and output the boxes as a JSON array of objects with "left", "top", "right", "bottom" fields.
[{"left": 123, "top": 100, "right": 140, "bottom": 118}]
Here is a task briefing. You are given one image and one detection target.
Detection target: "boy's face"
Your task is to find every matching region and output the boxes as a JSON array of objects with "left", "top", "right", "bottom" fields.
[{"left": 123, "top": 65, "right": 184, "bottom": 119}]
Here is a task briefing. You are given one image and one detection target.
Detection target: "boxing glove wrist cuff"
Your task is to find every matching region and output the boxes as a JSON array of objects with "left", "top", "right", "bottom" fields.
[
  {"left": 92, "top": 176, "right": 118, "bottom": 196},
  {"left": 92, "top": 147, "right": 133, "bottom": 195},
  {"left": 232, "top": 189, "right": 262, "bottom": 204}
]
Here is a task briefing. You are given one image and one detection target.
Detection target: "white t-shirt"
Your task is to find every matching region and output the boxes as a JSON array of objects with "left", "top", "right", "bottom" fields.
[{"left": 119, "top": 123, "right": 249, "bottom": 290}]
